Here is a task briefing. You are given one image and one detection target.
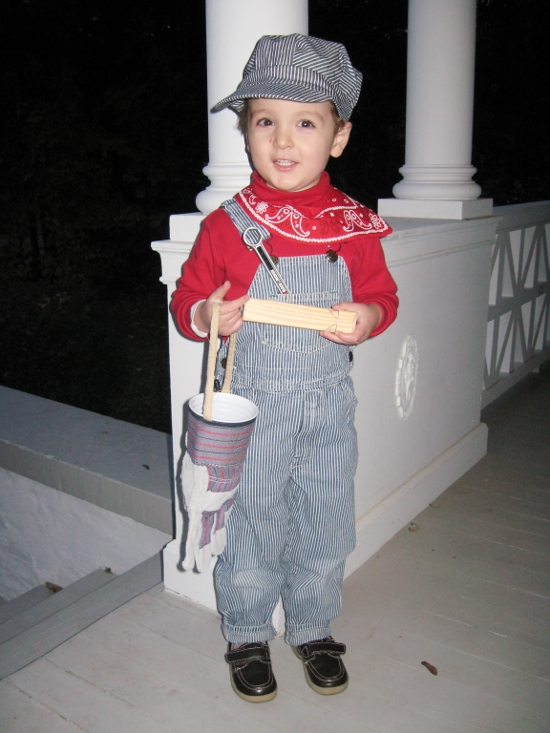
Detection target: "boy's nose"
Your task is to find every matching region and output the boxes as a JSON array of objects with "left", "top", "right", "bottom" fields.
[{"left": 273, "top": 128, "right": 293, "bottom": 149}]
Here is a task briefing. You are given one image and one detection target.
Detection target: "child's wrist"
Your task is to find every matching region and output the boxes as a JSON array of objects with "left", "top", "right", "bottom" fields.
[
  {"left": 366, "top": 303, "right": 382, "bottom": 328},
  {"left": 191, "top": 300, "right": 209, "bottom": 337}
]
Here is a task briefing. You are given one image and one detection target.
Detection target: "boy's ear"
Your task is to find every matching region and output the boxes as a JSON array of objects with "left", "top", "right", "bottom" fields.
[{"left": 330, "top": 122, "right": 352, "bottom": 159}]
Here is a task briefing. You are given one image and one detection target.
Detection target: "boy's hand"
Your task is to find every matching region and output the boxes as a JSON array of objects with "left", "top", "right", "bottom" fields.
[
  {"left": 195, "top": 281, "right": 249, "bottom": 336},
  {"left": 320, "top": 303, "right": 382, "bottom": 345}
]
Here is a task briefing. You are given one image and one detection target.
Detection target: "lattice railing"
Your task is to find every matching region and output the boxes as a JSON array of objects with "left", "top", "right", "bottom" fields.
[{"left": 482, "top": 201, "right": 550, "bottom": 407}]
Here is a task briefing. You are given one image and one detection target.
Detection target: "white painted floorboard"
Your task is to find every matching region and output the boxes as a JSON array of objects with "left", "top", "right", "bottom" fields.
[{"left": 1, "top": 367, "right": 549, "bottom": 732}]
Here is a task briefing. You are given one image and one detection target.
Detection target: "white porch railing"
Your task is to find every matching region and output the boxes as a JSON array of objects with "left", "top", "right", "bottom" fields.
[{"left": 482, "top": 201, "right": 550, "bottom": 407}]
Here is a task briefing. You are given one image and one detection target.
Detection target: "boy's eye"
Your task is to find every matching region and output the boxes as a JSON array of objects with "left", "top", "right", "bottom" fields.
[
  {"left": 257, "top": 118, "right": 273, "bottom": 127},
  {"left": 298, "top": 119, "right": 315, "bottom": 128}
]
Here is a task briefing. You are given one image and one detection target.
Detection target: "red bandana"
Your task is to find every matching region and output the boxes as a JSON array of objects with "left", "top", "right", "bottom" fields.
[{"left": 236, "top": 184, "right": 390, "bottom": 244}]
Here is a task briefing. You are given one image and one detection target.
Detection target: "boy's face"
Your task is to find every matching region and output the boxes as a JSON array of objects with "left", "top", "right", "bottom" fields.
[{"left": 245, "top": 98, "right": 352, "bottom": 193}]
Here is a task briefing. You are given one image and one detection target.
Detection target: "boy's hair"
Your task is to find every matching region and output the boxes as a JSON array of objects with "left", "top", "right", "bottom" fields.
[{"left": 237, "top": 99, "right": 347, "bottom": 136}]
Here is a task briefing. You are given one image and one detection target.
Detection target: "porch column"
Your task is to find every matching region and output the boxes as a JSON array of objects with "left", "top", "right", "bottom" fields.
[
  {"left": 153, "top": 0, "right": 308, "bottom": 612},
  {"left": 378, "top": 0, "right": 493, "bottom": 220},
  {"left": 195, "top": 0, "right": 308, "bottom": 215}
]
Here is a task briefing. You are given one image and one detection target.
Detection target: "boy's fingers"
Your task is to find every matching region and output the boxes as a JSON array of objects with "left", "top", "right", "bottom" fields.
[
  {"left": 220, "top": 293, "right": 249, "bottom": 313},
  {"left": 321, "top": 330, "right": 353, "bottom": 344},
  {"left": 209, "top": 281, "right": 232, "bottom": 302},
  {"left": 331, "top": 302, "right": 355, "bottom": 311},
  {"left": 218, "top": 305, "right": 247, "bottom": 336}
]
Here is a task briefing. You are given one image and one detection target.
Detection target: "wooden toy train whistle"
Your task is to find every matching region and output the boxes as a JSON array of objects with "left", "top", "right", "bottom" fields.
[{"left": 242, "top": 298, "right": 357, "bottom": 334}]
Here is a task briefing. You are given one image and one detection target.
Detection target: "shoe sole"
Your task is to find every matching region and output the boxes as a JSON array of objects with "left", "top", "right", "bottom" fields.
[
  {"left": 292, "top": 647, "right": 349, "bottom": 696},
  {"left": 229, "top": 671, "right": 277, "bottom": 703}
]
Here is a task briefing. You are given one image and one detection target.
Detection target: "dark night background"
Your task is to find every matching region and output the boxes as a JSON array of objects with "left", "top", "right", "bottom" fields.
[{"left": 0, "top": 0, "right": 548, "bottom": 433}]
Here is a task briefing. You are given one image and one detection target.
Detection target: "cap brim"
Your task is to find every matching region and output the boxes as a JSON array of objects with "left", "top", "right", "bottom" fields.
[{"left": 211, "top": 82, "right": 344, "bottom": 118}]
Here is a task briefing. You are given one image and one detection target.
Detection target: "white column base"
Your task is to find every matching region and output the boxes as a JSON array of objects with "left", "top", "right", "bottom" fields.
[
  {"left": 195, "top": 163, "right": 253, "bottom": 216},
  {"left": 392, "top": 164, "right": 483, "bottom": 202},
  {"left": 378, "top": 197, "right": 493, "bottom": 220}
]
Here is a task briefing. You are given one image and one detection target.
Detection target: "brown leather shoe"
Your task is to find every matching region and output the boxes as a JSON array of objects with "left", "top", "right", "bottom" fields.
[
  {"left": 293, "top": 636, "right": 348, "bottom": 695},
  {"left": 225, "top": 642, "right": 277, "bottom": 703}
]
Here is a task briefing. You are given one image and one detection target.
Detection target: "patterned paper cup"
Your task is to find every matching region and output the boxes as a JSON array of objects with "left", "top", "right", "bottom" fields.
[{"left": 182, "top": 392, "right": 259, "bottom": 572}]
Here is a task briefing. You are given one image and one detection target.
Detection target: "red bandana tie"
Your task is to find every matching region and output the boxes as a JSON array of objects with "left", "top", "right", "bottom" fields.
[{"left": 236, "top": 185, "right": 390, "bottom": 244}]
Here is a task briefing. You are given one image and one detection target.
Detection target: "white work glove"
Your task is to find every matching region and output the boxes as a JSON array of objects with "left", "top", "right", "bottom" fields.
[{"left": 181, "top": 450, "right": 239, "bottom": 572}]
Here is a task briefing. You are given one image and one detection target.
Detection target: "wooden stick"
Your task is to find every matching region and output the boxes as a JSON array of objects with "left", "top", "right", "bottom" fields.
[
  {"left": 242, "top": 298, "right": 356, "bottom": 334},
  {"left": 203, "top": 302, "right": 220, "bottom": 422}
]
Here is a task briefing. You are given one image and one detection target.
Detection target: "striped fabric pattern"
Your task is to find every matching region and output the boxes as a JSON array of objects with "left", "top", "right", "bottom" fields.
[
  {"left": 199, "top": 497, "right": 234, "bottom": 549},
  {"left": 215, "top": 255, "right": 353, "bottom": 393},
  {"left": 206, "top": 463, "right": 243, "bottom": 494},
  {"left": 182, "top": 404, "right": 257, "bottom": 566},
  {"left": 215, "top": 377, "right": 358, "bottom": 645},
  {"left": 186, "top": 409, "right": 256, "bottom": 468},
  {"left": 222, "top": 198, "right": 270, "bottom": 245},
  {"left": 212, "top": 34, "right": 362, "bottom": 121},
  {"left": 214, "top": 253, "right": 358, "bottom": 646}
]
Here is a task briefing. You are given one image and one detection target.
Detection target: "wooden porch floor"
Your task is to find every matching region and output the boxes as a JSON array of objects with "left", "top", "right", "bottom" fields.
[{"left": 1, "top": 368, "right": 549, "bottom": 733}]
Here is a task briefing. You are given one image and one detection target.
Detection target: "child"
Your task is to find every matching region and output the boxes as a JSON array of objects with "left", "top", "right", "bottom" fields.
[{"left": 171, "top": 33, "right": 398, "bottom": 702}]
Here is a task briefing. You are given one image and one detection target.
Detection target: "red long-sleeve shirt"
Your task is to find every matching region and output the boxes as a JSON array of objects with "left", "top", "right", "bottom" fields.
[{"left": 171, "top": 171, "right": 398, "bottom": 340}]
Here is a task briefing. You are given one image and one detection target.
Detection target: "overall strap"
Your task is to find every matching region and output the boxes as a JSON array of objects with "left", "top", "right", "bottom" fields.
[
  {"left": 221, "top": 198, "right": 290, "bottom": 295},
  {"left": 222, "top": 198, "right": 270, "bottom": 241}
]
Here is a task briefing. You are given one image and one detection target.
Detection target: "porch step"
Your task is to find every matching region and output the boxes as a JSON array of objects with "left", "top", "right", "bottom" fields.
[
  {"left": 0, "top": 570, "right": 114, "bottom": 646},
  {"left": 0, "top": 386, "right": 173, "bottom": 533},
  {"left": 0, "top": 552, "right": 163, "bottom": 680},
  {"left": 0, "top": 583, "right": 57, "bottom": 626}
]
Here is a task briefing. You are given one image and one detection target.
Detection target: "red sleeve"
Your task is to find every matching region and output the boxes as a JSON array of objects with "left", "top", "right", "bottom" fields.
[
  {"left": 170, "top": 210, "right": 259, "bottom": 341},
  {"left": 344, "top": 234, "right": 398, "bottom": 338}
]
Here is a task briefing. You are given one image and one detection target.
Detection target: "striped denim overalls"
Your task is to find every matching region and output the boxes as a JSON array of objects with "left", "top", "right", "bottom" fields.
[{"left": 214, "top": 254, "right": 358, "bottom": 646}]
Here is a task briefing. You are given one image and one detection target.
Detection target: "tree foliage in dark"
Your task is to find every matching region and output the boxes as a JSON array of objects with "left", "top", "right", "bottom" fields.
[
  {"left": 473, "top": 0, "right": 550, "bottom": 204},
  {"left": 0, "top": 0, "right": 207, "bottom": 286}
]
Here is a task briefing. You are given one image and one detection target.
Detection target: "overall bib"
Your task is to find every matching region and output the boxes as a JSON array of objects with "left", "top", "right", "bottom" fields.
[{"left": 214, "top": 254, "right": 358, "bottom": 646}]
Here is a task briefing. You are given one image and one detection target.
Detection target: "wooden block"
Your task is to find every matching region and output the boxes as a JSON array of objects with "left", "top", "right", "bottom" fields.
[{"left": 242, "top": 298, "right": 356, "bottom": 333}]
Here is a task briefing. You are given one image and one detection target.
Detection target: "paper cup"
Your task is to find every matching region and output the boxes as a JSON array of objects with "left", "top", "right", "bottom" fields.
[{"left": 189, "top": 392, "right": 258, "bottom": 425}]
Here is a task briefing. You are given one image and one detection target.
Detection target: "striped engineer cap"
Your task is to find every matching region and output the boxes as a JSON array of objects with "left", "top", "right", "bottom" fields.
[{"left": 211, "top": 34, "right": 362, "bottom": 121}]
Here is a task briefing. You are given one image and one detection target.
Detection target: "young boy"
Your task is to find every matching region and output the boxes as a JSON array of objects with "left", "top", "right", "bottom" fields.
[{"left": 171, "top": 34, "right": 398, "bottom": 702}]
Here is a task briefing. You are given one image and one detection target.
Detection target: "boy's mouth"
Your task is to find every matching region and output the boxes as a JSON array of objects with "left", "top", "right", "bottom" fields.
[{"left": 273, "top": 159, "right": 296, "bottom": 168}]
